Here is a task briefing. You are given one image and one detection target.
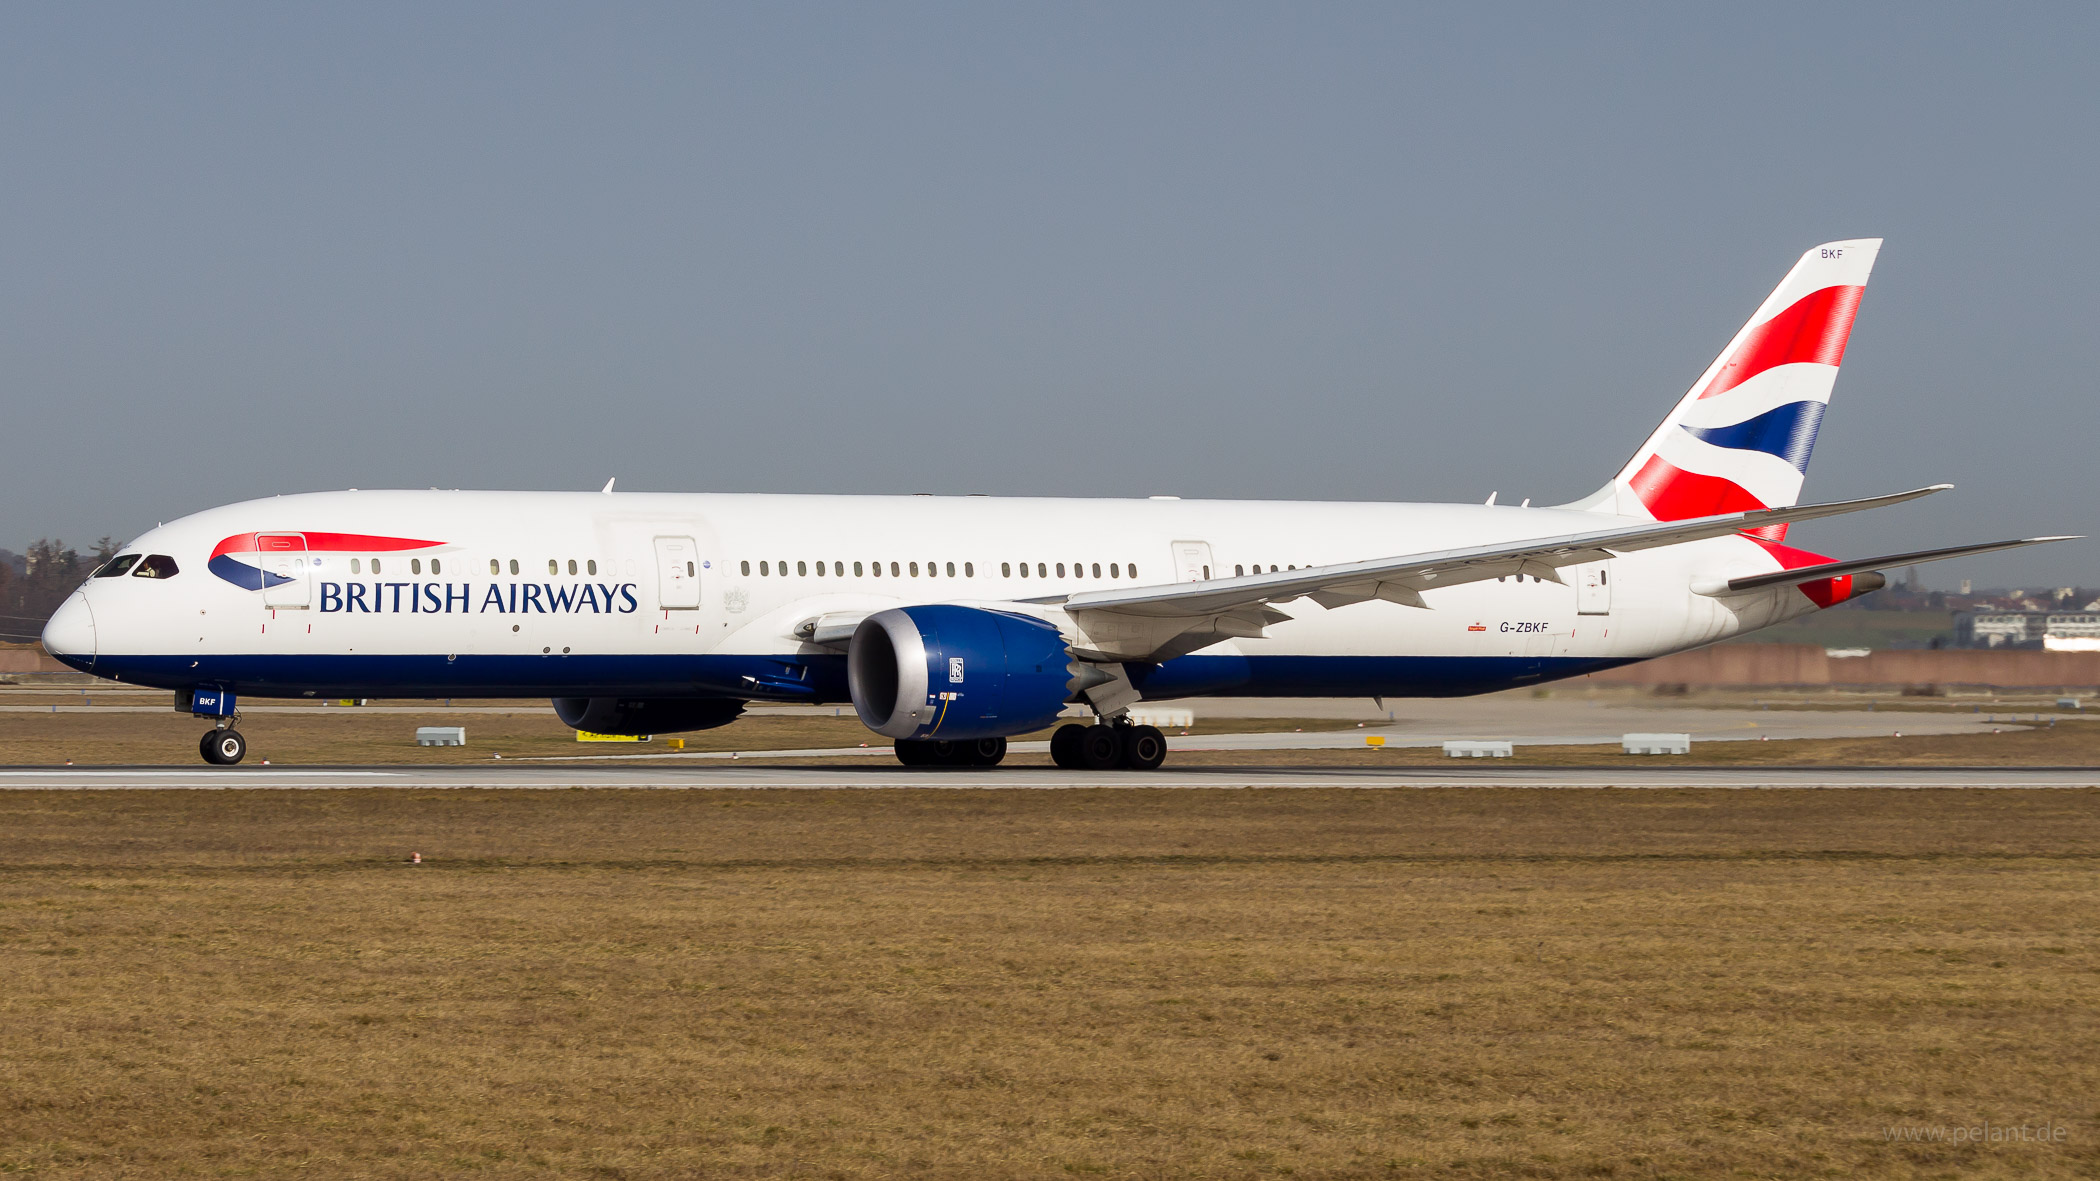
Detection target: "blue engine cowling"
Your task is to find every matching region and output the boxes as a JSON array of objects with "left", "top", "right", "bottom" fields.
[
  {"left": 552, "top": 696, "right": 746, "bottom": 736},
  {"left": 847, "top": 605, "right": 1073, "bottom": 740}
]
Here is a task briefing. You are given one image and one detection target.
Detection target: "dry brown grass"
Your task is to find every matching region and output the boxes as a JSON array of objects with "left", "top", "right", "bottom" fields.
[{"left": 1, "top": 787, "right": 2097, "bottom": 1178}]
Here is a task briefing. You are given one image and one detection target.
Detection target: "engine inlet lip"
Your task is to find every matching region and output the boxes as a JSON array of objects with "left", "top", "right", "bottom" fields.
[{"left": 848, "top": 610, "right": 930, "bottom": 738}]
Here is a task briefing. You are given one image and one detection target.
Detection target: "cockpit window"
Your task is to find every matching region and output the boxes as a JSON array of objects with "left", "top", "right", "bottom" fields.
[
  {"left": 132, "top": 554, "right": 180, "bottom": 579},
  {"left": 95, "top": 554, "right": 141, "bottom": 578}
]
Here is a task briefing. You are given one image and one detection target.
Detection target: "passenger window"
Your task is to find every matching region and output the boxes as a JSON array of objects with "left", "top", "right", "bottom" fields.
[
  {"left": 548, "top": 560, "right": 558, "bottom": 575},
  {"left": 890, "top": 561, "right": 900, "bottom": 577},
  {"left": 945, "top": 561, "right": 956, "bottom": 577},
  {"left": 797, "top": 561, "right": 807, "bottom": 576},
  {"left": 351, "top": 558, "right": 362, "bottom": 574},
  {"left": 1111, "top": 563, "right": 1119, "bottom": 578},
  {"left": 374, "top": 559, "right": 384, "bottom": 574},
  {"left": 510, "top": 560, "right": 520, "bottom": 575},
  {"left": 1001, "top": 562, "right": 1011, "bottom": 578},
  {"left": 586, "top": 560, "right": 596, "bottom": 575},
  {"left": 854, "top": 561, "right": 864, "bottom": 576},
  {"left": 96, "top": 555, "right": 141, "bottom": 578},
  {"left": 1128, "top": 564, "right": 1137, "bottom": 578},
  {"left": 687, "top": 561, "right": 695, "bottom": 576},
  {"left": 870, "top": 561, "right": 881, "bottom": 578},
  {"left": 815, "top": 561, "right": 826, "bottom": 577},
  {"left": 411, "top": 558, "right": 421, "bottom": 575},
  {"left": 1235, "top": 565, "right": 1244, "bottom": 576},
  {"left": 741, "top": 560, "right": 751, "bottom": 576},
  {"left": 1037, "top": 563, "right": 1047, "bottom": 578},
  {"left": 964, "top": 562, "right": 974, "bottom": 577},
  {"left": 909, "top": 562, "right": 919, "bottom": 577},
  {"left": 432, "top": 558, "right": 443, "bottom": 575},
  {"left": 132, "top": 554, "right": 179, "bottom": 579},
  {"left": 1056, "top": 563, "right": 1065, "bottom": 578},
  {"left": 490, "top": 559, "right": 500, "bottom": 575},
  {"left": 1017, "top": 562, "right": 1028, "bottom": 578},
  {"left": 1091, "top": 563, "right": 1101, "bottom": 578},
  {"left": 568, "top": 559, "right": 578, "bottom": 575}
]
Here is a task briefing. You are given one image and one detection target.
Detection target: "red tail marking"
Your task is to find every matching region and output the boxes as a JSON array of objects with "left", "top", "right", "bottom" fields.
[
  {"left": 1748, "top": 537, "right": 1855, "bottom": 607},
  {"left": 1698, "top": 284, "right": 1864, "bottom": 400}
]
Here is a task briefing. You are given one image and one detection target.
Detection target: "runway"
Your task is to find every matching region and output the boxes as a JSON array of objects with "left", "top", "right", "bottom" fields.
[{"left": 1, "top": 764, "right": 2094, "bottom": 789}]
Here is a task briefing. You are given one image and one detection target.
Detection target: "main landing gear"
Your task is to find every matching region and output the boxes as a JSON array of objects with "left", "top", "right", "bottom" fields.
[
  {"left": 199, "top": 724, "right": 248, "bottom": 766},
  {"left": 1049, "top": 720, "right": 1167, "bottom": 772},
  {"left": 893, "top": 736, "right": 1007, "bottom": 767}
]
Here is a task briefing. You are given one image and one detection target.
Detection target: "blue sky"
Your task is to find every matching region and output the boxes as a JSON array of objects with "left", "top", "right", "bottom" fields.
[{"left": 2, "top": 4, "right": 2092, "bottom": 585}]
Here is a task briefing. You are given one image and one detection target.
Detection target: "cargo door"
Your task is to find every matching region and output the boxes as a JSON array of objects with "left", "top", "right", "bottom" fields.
[
  {"left": 258, "top": 533, "right": 310, "bottom": 609},
  {"left": 653, "top": 536, "right": 701, "bottom": 609},
  {"left": 1171, "top": 540, "right": 1216, "bottom": 582}
]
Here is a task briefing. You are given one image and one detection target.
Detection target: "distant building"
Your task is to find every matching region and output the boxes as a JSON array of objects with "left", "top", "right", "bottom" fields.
[{"left": 1957, "top": 610, "right": 2100, "bottom": 650}]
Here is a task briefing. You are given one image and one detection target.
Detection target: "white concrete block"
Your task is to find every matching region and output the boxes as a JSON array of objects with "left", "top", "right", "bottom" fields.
[
  {"left": 1623, "top": 732, "right": 1690, "bottom": 755},
  {"left": 1442, "top": 740, "right": 1513, "bottom": 758},
  {"left": 416, "top": 726, "right": 466, "bottom": 747},
  {"left": 1126, "top": 708, "right": 1195, "bottom": 729}
]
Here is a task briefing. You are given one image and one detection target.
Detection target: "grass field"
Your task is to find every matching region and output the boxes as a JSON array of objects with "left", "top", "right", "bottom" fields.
[
  {"left": 2, "top": 787, "right": 2096, "bottom": 1178},
  {"left": 3, "top": 685, "right": 2098, "bottom": 768}
]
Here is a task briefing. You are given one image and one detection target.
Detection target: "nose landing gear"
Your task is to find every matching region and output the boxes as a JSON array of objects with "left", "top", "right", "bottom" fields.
[{"left": 199, "top": 725, "right": 247, "bottom": 765}]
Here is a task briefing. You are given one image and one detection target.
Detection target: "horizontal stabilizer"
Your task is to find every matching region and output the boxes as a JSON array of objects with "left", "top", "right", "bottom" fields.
[
  {"left": 1060, "top": 484, "right": 1953, "bottom": 623},
  {"left": 1725, "top": 536, "right": 2081, "bottom": 592}
]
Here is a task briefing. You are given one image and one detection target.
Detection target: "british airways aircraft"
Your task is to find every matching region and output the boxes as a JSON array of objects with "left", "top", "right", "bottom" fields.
[{"left": 40, "top": 240, "right": 2070, "bottom": 766}]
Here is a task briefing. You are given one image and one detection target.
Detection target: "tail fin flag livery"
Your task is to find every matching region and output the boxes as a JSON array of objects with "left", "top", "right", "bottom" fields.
[{"left": 1585, "top": 239, "right": 1881, "bottom": 540}]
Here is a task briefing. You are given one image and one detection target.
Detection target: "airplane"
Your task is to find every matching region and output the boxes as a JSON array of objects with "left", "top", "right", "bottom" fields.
[{"left": 40, "top": 239, "right": 2074, "bottom": 767}]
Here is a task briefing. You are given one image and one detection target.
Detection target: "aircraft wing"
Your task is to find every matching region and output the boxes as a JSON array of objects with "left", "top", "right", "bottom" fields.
[
  {"left": 1058, "top": 484, "right": 1952, "bottom": 621},
  {"left": 1722, "top": 535, "right": 2080, "bottom": 592}
]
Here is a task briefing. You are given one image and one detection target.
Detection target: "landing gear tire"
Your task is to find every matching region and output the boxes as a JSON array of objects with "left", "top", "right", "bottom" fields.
[
  {"left": 895, "top": 738, "right": 1005, "bottom": 767},
  {"left": 200, "top": 729, "right": 247, "bottom": 766},
  {"left": 1075, "top": 724, "right": 1124, "bottom": 771},
  {"left": 1049, "top": 723, "right": 1088, "bottom": 769},
  {"left": 1120, "top": 724, "right": 1167, "bottom": 771}
]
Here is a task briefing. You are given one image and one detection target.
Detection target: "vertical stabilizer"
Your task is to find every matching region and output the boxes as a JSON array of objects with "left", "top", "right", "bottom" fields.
[{"left": 1570, "top": 239, "right": 1881, "bottom": 540}]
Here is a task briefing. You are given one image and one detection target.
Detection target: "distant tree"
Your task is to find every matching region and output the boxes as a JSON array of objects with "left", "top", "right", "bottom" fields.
[{"left": 15, "top": 539, "right": 86, "bottom": 625}]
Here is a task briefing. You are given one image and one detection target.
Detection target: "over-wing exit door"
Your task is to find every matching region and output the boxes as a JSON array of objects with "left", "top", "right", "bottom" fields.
[{"left": 1172, "top": 540, "right": 1215, "bottom": 582}]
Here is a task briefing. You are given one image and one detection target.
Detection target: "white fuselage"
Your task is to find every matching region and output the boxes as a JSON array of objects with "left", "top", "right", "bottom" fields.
[{"left": 48, "top": 489, "right": 1821, "bottom": 707}]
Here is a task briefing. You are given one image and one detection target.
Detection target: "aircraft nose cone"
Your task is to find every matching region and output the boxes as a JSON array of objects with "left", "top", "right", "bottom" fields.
[{"left": 42, "top": 593, "right": 96, "bottom": 671}]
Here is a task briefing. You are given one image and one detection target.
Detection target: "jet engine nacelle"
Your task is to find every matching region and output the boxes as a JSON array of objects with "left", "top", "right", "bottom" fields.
[
  {"left": 552, "top": 696, "right": 746, "bottom": 736},
  {"left": 848, "top": 605, "right": 1073, "bottom": 740}
]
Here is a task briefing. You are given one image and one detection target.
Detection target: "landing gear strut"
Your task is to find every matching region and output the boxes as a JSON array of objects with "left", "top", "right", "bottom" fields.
[
  {"left": 199, "top": 726, "right": 247, "bottom": 766},
  {"left": 1050, "top": 721, "right": 1167, "bottom": 771}
]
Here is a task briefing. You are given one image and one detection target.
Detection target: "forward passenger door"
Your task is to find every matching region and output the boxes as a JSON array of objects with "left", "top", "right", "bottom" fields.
[{"left": 258, "top": 533, "right": 310, "bottom": 609}]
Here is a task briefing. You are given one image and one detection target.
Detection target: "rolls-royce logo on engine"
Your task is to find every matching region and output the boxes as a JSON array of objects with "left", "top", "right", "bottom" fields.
[{"left": 949, "top": 658, "right": 965, "bottom": 683}]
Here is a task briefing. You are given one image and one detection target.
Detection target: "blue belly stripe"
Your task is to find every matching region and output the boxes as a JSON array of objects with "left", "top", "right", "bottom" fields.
[{"left": 73, "top": 650, "right": 1639, "bottom": 705}]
